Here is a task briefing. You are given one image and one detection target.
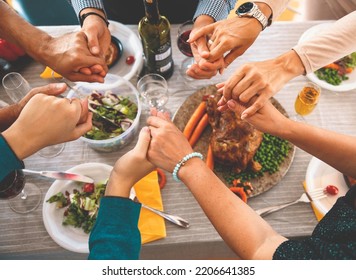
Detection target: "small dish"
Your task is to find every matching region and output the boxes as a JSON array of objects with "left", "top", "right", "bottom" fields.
[{"left": 108, "top": 21, "right": 144, "bottom": 80}]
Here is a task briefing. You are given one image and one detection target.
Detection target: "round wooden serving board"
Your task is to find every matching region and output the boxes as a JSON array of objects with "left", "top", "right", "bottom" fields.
[{"left": 172, "top": 85, "right": 296, "bottom": 198}]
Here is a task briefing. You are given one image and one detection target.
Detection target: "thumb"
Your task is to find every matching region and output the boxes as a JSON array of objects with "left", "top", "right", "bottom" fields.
[
  {"left": 86, "top": 33, "right": 101, "bottom": 55},
  {"left": 133, "top": 126, "right": 151, "bottom": 154}
]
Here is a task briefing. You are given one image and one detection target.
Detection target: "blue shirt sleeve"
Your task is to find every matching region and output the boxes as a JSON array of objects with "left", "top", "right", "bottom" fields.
[
  {"left": 0, "top": 134, "right": 24, "bottom": 182},
  {"left": 88, "top": 196, "right": 142, "bottom": 260},
  {"left": 194, "top": 0, "right": 236, "bottom": 21}
]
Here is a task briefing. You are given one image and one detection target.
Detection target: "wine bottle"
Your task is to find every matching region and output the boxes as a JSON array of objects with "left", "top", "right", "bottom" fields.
[{"left": 138, "top": 0, "right": 174, "bottom": 79}]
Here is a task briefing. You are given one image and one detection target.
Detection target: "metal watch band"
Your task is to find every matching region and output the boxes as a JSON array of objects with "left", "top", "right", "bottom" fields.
[{"left": 252, "top": 8, "right": 268, "bottom": 30}]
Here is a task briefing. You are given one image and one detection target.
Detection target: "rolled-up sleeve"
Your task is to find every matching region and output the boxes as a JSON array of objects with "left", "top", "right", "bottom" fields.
[{"left": 293, "top": 11, "right": 356, "bottom": 73}]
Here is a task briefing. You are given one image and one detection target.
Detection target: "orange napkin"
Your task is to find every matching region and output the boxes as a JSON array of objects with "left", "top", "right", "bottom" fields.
[
  {"left": 303, "top": 181, "right": 324, "bottom": 221},
  {"left": 40, "top": 66, "right": 62, "bottom": 79},
  {"left": 133, "top": 170, "right": 166, "bottom": 244}
]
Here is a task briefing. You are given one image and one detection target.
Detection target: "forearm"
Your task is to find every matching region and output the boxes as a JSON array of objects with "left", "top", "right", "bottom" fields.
[
  {"left": 0, "top": 2, "right": 52, "bottom": 64},
  {"left": 293, "top": 11, "right": 356, "bottom": 73},
  {"left": 178, "top": 158, "right": 286, "bottom": 259},
  {"left": 256, "top": 0, "right": 290, "bottom": 23},
  {"left": 278, "top": 119, "right": 356, "bottom": 177}
]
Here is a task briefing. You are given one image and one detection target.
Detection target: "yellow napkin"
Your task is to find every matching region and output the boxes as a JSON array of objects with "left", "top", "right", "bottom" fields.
[
  {"left": 303, "top": 181, "right": 324, "bottom": 221},
  {"left": 133, "top": 170, "right": 166, "bottom": 244},
  {"left": 40, "top": 66, "right": 62, "bottom": 79}
]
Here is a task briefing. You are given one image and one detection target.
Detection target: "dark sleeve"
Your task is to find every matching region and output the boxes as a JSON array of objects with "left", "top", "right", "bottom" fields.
[
  {"left": 0, "top": 134, "right": 24, "bottom": 182},
  {"left": 273, "top": 189, "right": 356, "bottom": 260},
  {"left": 88, "top": 196, "right": 141, "bottom": 260}
]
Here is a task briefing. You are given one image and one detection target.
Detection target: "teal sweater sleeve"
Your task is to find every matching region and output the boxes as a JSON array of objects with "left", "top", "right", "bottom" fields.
[
  {"left": 88, "top": 196, "right": 141, "bottom": 260},
  {"left": 0, "top": 134, "right": 24, "bottom": 182}
]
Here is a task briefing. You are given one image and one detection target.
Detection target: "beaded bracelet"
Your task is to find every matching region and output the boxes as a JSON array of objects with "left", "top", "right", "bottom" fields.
[{"left": 172, "top": 152, "right": 203, "bottom": 182}]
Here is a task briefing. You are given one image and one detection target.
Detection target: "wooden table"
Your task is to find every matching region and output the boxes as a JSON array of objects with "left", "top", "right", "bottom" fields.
[{"left": 1, "top": 21, "right": 355, "bottom": 260}]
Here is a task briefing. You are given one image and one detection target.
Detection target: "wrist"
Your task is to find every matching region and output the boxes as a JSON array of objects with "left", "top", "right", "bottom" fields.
[
  {"left": 255, "top": 2, "right": 272, "bottom": 23},
  {"left": 105, "top": 170, "right": 132, "bottom": 198},
  {"left": 2, "top": 128, "right": 36, "bottom": 160},
  {"left": 276, "top": 50, "right": 306, "bottom": 78},
  {"left": 173, "top": 152, "right": 204, "bottom": 182},
  {"left": 79, "top": 8, "right": 109, "bottom": 27}
]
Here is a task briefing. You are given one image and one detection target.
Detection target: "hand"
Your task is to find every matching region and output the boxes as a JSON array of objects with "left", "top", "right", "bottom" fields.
[
  {"left": 186, "top": 15, "right": 225, "bottom": 79},
  {"left": 225, "top": 98, "right": 289, "bottom": 136},
  {"left": 105, "top": 127, "right": 155, "bottom": 198},
  {"left": 217, "top": 50, "right": 306, "bottom": 118},
  {"left": 188, "top": 16, "right": 262, "bottom": 70},
  {"left": 0, "top": 83, "right": 68, "bottom": 131},
  {"left": 147, "top": 110, "right": 193, "bottom": 172},
  {"left": 80, "top": 10, "right": 111, "bottom": 76},
  {"left": 2, "top": 94, "right": 92, "bottom": 159},
  {"left": 40, "top": 31, "right": 108, "bottom": 82}
]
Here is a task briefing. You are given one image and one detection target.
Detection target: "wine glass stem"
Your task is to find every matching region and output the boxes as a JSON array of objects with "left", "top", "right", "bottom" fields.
[{"left": 20, "top": 190, "right": 27, "bottom": 200}]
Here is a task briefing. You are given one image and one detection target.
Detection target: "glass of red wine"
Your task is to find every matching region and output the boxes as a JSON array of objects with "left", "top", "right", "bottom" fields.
[
  {"left": 177, "top": 20, "right": 207, "bottom": 89},
  {"left": 0, "top": 170, "right": 42, "bottom": 213}
]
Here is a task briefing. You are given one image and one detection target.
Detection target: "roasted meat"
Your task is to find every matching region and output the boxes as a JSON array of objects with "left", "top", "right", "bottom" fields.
[{"left": 206, "top": 93, "right": 263, "bottom": 173}]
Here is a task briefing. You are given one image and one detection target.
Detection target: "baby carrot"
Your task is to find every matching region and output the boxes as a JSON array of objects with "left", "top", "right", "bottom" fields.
[
  {"left": 229, "top": 187, "right": 248, "bottom": 203},
  {"left": 206, "top": 144, "right": 214, "bottom": 170},
  {"left": 183, "top": 101, "right": 207, "bottom": 140},
  {"left": 188, "top": 113, "right": 209, "bottom": 147},
  {"left": 324, "top": 63, "right": 340, "bottom": 71}
]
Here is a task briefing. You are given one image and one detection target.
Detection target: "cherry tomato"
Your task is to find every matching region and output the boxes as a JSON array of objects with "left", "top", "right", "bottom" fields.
[
  {"left": 83, "top": 183, "right": 95, "bottom": 193},
  {"left": 125, "top": 55, "right": 135, "bottom": 65},
  {"left": 325, "top": 185, "right": 339, "bottom": 195}
]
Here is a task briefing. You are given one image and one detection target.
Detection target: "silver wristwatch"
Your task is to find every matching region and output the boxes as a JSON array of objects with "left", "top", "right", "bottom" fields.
[{"left": 235, "top": 2, "right": 269, "bottom": 30}]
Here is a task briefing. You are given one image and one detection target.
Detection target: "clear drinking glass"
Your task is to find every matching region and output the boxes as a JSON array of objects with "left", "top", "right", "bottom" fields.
[
  {"left": 137, "top": 73, "right": 170, "bottom": 115},
  {"left": 293, "top": 82, "right": 321, "bottom": 122},
  {"left": 2, "top": 72, "right": 65, "bottom": 157}
]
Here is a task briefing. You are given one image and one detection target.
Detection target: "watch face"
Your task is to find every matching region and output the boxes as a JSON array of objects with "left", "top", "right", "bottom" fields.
[{"left": 238, "top": 2, "right": 254, "bottom": 14}]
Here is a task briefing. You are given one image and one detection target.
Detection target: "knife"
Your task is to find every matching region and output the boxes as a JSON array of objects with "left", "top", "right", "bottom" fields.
[{"left": 22, "top": 169, "right": 94, "bottom": 184}]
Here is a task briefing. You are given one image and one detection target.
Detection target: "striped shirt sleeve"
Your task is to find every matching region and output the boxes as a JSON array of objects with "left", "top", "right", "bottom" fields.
[
  {"left": 67, "top": 0, "right": 105, "bottom": 17},
  {"left": 193, "top": 0, "right": 236, "bottom": 21}
]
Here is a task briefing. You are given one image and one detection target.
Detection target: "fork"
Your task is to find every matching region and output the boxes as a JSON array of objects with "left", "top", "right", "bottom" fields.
[
  {"left": 255, "top": 188, "right": 327, "bottom": 217},
  {"left": 133, "top": 196, "right": 190, "bottom": 228}
]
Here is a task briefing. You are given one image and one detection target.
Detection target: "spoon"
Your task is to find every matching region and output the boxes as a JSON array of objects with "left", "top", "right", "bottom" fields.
[{"left": 133, "top": 196, "right": 190, "bottom": 228}]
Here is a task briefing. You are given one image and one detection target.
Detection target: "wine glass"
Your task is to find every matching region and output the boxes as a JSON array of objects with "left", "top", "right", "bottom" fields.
[
  {"left": 293, "top": 82, "right": 321, "bottom": 122},
  {"left": 2, "top": 72, "right": 65, "bottom": 157},
  {"left": 176, "top": 20, "right": 217, "bottom": 89},
  {"left": 137, "top": 73, "right": 170, "bottom": 115},
  {"left": 0, "top": 170, "right": 42, "bottom": 214}
]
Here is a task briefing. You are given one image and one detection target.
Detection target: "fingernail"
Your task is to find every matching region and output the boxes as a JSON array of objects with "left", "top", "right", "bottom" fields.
[
  {"left": 227, "top": 100, "right": 236, "bottom": 109},
  {"left": 91, "top": 46, "right": 99, "bottom": 54},
  {"left": 241, "top": 113, "right": 247, "bottom": 120},
  {"left": 56, "top": 83, "right": 66, "bottom": 89}
]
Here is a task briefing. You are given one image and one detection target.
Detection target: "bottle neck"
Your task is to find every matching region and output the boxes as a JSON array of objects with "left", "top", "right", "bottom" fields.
[{"left": 143, "top": 0, "right": 160, "bottom": 24}]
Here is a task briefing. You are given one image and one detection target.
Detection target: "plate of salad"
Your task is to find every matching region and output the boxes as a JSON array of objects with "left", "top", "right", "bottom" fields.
[
  {"left": 298, "top": 23, "right": 356, "bottom": 92},
  {"left": 43, "top": 162, "right": 135, "bottom": 253}
]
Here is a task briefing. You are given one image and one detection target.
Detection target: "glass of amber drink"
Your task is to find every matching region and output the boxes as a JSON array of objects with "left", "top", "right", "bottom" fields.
[{"left": 294, "top": 82, "right": 321, "bottom": 121}]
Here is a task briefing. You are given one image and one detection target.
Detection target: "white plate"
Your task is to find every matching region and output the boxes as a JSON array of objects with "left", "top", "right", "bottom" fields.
[
  {"left": 305, "top": 157, "right": 348, "bottom": 216},
  {"left": 42, "top": 162, "right": 135, "bottom": 253},
  {"left": 298, "top": 23, "right": 356, "bottom": 92},
  {"left": 108, "top": 20, "right": 143, "bottom": 80}
]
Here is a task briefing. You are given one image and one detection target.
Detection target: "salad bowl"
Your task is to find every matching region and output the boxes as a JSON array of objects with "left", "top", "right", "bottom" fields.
[{"left": 70, "top": 73, "right": 142, "bottom": 152}]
